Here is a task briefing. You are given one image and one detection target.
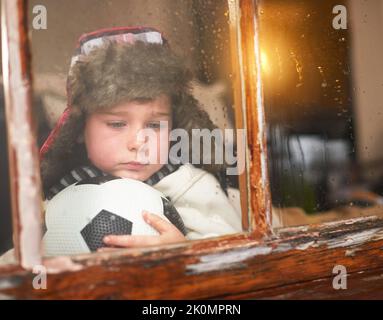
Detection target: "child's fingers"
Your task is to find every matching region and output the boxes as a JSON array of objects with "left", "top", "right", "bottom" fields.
[
  {"left": 97, "top": 247, "right": 119, "bottom": 252},
  {"left": 103, "top": 234, "right": 161, "bottom": 247},
  {"left": 142, "top": 211, "right": 176, "bottom": 234},
  {"left": 101, "top": 212, "right": 185, "bottom": 248}
]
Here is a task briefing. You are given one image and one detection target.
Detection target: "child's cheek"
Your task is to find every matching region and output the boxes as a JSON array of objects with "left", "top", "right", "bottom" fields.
[{"left": 86, "top": 136, "right": 121, "bottom": 168}]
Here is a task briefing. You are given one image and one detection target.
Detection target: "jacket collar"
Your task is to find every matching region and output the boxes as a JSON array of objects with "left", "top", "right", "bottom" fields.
[{"left": 46, "top": 162, "right": 180, "bottom": 200}]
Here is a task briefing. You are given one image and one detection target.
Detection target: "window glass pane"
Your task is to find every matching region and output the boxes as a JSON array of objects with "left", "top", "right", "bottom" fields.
[
  {"left": 0, "top": 22, "right": 15, "bottom": 264},
  {"left": 259, "top": 0, "right": 383, "bottom": 227},
  {"left": 28, "top": 0, "right": 247, "bottom": 257}
]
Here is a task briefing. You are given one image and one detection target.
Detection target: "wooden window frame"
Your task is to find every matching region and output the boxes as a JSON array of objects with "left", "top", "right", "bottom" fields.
[{"left": 1, "top": 0, "right": 383, "bottom": 299}]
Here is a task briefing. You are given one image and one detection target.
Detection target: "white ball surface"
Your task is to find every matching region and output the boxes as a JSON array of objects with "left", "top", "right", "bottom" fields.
[{"left": 43, "top": 177, "right": 176, "bottom": 256}]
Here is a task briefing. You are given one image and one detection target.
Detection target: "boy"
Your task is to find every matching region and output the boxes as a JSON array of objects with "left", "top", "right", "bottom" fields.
[{"left": 40, "top": 27, "right": 243, "bottom": 250}]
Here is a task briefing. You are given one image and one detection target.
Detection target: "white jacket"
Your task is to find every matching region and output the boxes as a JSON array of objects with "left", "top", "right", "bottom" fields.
[{"left": 153, "top": 164, "right": 243, "bottom": 239}]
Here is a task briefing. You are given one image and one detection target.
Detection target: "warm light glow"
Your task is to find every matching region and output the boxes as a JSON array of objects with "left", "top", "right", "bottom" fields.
[{"left": 261, "top": 50, "right": 271, "bottom": 75}]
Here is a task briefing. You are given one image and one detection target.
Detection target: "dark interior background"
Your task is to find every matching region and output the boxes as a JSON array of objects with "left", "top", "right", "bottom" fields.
[
  {"left": 260, "top": 0, "right": 383, "bottom": 215},
  {"left": 0, "top": 82, "right": 13, "bottom": 256}
]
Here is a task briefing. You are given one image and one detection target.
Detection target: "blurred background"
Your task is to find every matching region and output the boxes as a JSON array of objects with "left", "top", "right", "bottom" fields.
[{"left": 259, "top": 0, "right": 383, "bottom": 225}]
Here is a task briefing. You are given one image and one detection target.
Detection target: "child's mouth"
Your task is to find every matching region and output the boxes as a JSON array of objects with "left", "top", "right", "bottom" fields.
[{"left": 120, "top": 162, "right": 147, "bottom": 171}]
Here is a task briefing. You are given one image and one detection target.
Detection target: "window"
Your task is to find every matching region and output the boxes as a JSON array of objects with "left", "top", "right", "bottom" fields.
[
  {"left": 29, "top": 0, "right": 249, "bottom": 257},
  {"left": 0, "top": 61, "right": 14, "bottom": 260},
  {"left": 260, "top": 0, "right": 383, "bottom": 229},
  {"left": 1, "top": 0, "right": 383, "bottom": 300}
]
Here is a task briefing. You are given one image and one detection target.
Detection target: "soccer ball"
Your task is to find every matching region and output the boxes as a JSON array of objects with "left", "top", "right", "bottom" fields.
[{"left": 42, "top": 175, "right": 186, "bottom": 256}]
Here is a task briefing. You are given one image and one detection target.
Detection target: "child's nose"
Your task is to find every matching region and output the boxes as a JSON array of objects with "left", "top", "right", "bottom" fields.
[{"left": 127, "top": 129, "right": 146, "bottom": 151}]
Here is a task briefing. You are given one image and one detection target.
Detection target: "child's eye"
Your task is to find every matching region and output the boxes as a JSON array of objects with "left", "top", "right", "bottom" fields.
[
  {"left": 107, "top": 121, "right": 126, "bottom": 128},
  {"left": 146, "top": 122, "right": 162, "bottom": 129}
]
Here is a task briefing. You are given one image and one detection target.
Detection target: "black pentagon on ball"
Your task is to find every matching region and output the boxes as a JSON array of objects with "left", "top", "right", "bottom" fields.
[
  {"left": 80, "top": 209, "right": 132, "bottom": 252},
  {"left": 76, "top": 175, "right": 121, "bottom": 186}
]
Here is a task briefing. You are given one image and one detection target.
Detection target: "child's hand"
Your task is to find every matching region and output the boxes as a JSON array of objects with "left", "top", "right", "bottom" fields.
[{"left": 99, "top": 211, "right": 186, "bottom": 250}]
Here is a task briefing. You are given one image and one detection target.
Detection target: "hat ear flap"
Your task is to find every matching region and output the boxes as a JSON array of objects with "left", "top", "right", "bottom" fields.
[
  {"left": 77, "top": 131, "right": 85, "bottom": 143},
  {"left": 173, "top": 93, "right": 217, "bottom": 132},
  {"left": 40, "top": 111, "right": 87, "bottom": 196},
  {"left": 172, "top": 93, "right": 226, "bottom": 174}
]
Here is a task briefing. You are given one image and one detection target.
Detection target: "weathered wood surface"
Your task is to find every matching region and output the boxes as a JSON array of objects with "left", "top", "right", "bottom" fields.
[
  {"left": 224, "top": 266, "right": 383, "bottom": 299},
  {"left": 1, "top": 0, "right": 42, "bottom": 269},
  {"left": 0, "top": 216, "right": 382, "bottom": 299},
  {"left": 239, "top": 0, "right": 272, "bottom": 237},
  {"left": 228, "top": 0, "right": 250, "bottom": 232}
]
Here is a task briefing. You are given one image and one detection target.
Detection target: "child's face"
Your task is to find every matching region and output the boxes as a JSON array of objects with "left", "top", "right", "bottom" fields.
[{"left": 84, "top": 95, "right": 172, "bottom": 181}]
